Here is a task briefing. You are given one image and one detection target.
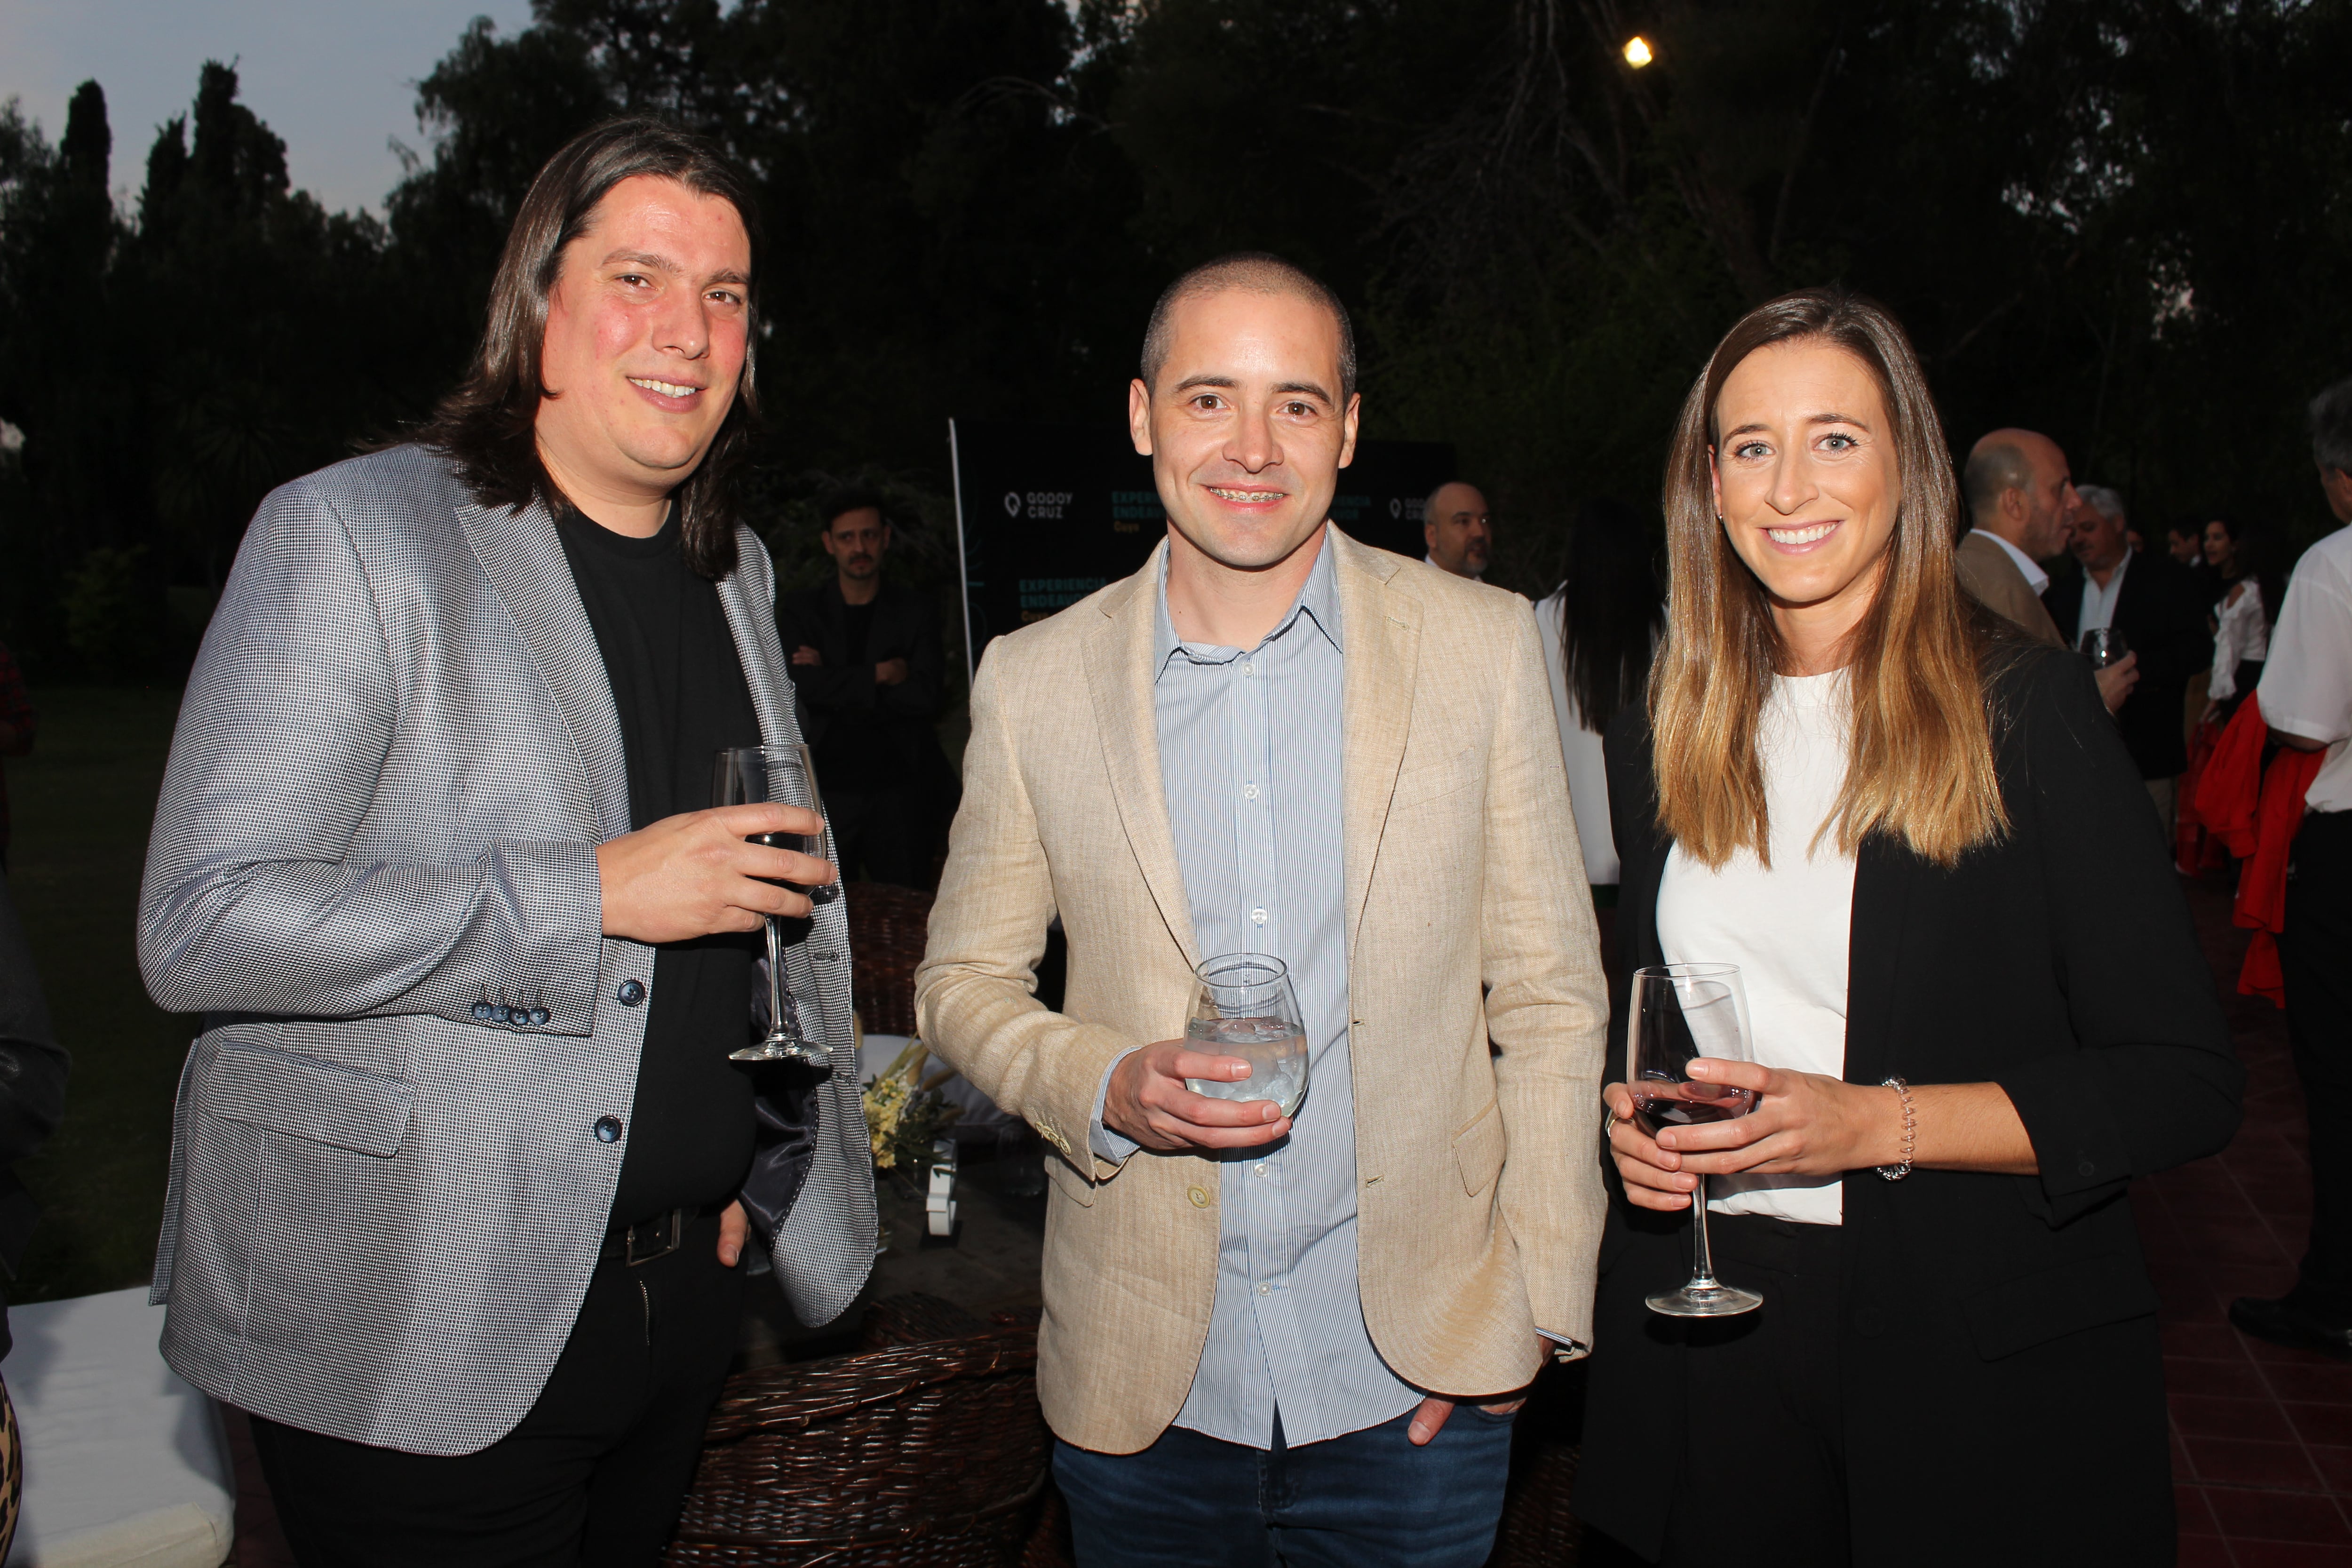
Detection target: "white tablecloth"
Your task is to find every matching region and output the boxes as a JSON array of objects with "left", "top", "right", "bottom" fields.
[{"left": 4, "top": 1288, "right": 232, "bottom": 1568}]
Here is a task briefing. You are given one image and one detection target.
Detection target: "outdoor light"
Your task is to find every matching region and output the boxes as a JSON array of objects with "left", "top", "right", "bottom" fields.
[{"left": 1623, "top": 36, "right": 1654, "bottom": 67}]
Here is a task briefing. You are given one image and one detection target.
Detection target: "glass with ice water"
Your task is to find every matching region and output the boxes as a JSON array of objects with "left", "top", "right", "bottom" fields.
[{"left": 1184, "top": 954, "right": 1308, "bottom": 1119}]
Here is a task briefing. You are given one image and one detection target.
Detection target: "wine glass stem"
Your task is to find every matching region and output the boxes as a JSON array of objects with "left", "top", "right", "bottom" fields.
[
  {"left": 1689, "top": 1172, "right": 1723, "bottom": 1288},
  {"left": 763, "top": 915, "right": 787, "bottom": 1039}
]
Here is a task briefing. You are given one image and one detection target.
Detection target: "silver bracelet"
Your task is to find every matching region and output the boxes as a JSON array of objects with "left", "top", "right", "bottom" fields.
[{"left": 1878, "top": 1077, "right": 1916, "bottom": 1181}]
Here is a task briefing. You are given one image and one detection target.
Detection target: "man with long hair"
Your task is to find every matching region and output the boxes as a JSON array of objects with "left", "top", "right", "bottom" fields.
[
  {"left": 917, "top": 254, "right": 1607, "bottom": 1565},
  {"left": 137, "top": 119, "right": 875, "bottom": 1564}
]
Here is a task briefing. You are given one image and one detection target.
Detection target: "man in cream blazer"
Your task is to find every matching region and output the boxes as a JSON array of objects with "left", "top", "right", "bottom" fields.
[{"left": 916, "top": 254, "right": 1607, "bottom": 1566}]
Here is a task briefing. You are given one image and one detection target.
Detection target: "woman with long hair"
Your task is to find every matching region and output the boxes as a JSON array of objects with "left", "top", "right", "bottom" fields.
[
  {"left": 1536, "top": 498, "right": 1663, "bottom": 889},
  {"left": 1572, "top": 289, "right": 2241, "bottom": 1566},
  {"left": 2201, "top": 516, "right": 2281, "bottom": 723}
]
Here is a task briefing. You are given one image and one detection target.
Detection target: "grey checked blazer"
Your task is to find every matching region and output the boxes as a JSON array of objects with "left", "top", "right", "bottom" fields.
[{"left": 138, "top": 445, "right": 875, "bottom": 1457}]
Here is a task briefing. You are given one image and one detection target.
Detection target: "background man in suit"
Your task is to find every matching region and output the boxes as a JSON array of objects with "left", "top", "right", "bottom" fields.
[
  {"left": 1422, "top": 479, "right": 1493, "bottom": 580},
  {"left": 917, "top": 255, "right": 1607, "bottom": 1567},
  {"left": 1955, "top": 429, "right": 2086, "bottom": 658},
  {"left": 2044, "top": 484, "right": 2209, "bottom": 834},
  {"left": 777, "top": 489, "right": 945, "bottom": 888},
  {"left": 138, "top": 120, "right": 874, "bottom": 1566}
]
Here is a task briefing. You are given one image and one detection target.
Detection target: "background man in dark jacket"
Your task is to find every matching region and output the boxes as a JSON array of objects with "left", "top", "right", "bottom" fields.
[
  {"left": 2044, "top": 484, "right": 2209, "bottom": 835},
  {"left": 777, "top": 491, "right": 945, "bottom": 888}
]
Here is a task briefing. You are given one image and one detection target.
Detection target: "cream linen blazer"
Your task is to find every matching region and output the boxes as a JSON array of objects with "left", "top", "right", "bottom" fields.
[{"left": 915, "top": 529, "right": 1609, "bottom": 1455}]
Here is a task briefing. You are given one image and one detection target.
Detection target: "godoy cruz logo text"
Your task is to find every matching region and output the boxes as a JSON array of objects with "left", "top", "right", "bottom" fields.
[{"left": 1003, "top": 491, "right": 1077, "bottom": 521}]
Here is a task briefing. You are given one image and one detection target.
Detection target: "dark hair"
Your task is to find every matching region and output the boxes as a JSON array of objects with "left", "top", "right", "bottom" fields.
[
  {"left": 1557, "top": 498, "right": 1662, "bottom": 734},
  {"left": 414, "top": 118, "right": 763, "bottom": 580},
  {"left": 1139, "top": 253, "right": 1357, "bottom": 401},
  {"left": 2204, "top": 517, "right": 2286, "bottom": 630},
  {"left": 2313, "top": 375, "right": 2352, "bottom": 476},
  {"left": 819, "top": 488, "right": 886, "bottom": 531}
]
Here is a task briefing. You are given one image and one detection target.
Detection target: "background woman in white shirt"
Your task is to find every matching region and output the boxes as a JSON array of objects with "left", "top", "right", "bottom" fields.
[
  {"left": 2200, "top": 515, "right": 2280, "bottom": 723},
  {"left": 1572, "top": 289, "right": 2240, "bottom": 1567},
  {"left": 1535, "top": 497, "right": 1662, "bottom": 892}
]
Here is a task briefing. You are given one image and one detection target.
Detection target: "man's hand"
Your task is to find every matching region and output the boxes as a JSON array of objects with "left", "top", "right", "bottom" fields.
[
  {"left": 1103, "top": 1040, "right": 1291, "bottom": 1152},
  {"left": 875, "top": 657, "right": 910, "bottom": 687},
  {"left": 596, "top": 803, "right": 835, "bottom": 945},
  {"left": 718, "top": 1201, "right": 748, "bottom": 1266},
  {"left": 792, "top": 645, "right": 823, "bottom": 667},
  {"left": 2094, "top": 651, "right": 2138, "bottom": 713},
  {"left": 1406, "top": 1363, "right": 1538, "bottom": 1446}
]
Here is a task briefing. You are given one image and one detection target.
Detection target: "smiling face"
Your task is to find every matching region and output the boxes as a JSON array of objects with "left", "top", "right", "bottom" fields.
[
  {"left": 1708, "top": 338, "right": 1901, "bottom": 661},
  {"left": 1127, "top": 286, "right": 1359, "bottom": 573},
  {"left": 533, "top": 173, "right": 752, "bottom": 525}
]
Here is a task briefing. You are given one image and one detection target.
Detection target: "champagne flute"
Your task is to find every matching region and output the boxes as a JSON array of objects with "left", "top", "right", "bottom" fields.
[
  {"left": 1628, "top": 963, "right": 1763, "bottom": 1318},
  {"left": 2081, "top": 626, "right": 2131, "bottom": 669},
  {"left": 712, "top": 744, "right": 829, "bottom": 1065},
  {"left": 1183, "top": 954, "right": 1309, "bottom": 1118}
]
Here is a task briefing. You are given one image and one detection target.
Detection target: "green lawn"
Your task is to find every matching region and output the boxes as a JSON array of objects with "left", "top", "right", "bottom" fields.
[{"left": 8, "top": 685, "right": 190, "bottom": 1304}]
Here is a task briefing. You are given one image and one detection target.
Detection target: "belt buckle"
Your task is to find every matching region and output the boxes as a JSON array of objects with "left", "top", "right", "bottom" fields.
[{"left": 624, "top": 1208, "right": 683, "bottom": 1267}]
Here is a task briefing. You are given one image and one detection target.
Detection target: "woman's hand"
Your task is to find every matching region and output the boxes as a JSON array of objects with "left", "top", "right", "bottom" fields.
[
  {"left": 1605, "top": 1060, "right": 1900, "bottom": 1208},
  {"left": 1652, "top": 1059, "right": 1900, "bottom": 1176},
  {"left": 1604, "top": 1081, "right": 1701, "bottom": 1210}
]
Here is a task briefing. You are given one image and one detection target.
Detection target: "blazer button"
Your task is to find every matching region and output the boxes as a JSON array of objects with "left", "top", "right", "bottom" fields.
[
  {"left": 616, "top": 979, "right": 646, "bottom": 1007},
  {"left": 595, "top": 1115, "right": 624, "bottom": 1143},
  {"left": 471, "top": 1003, "right": 494, "bottom": 1021},
  {"left": 491, "top": 1005, "right": 512, "bottom": 1023},
  {"left": 1187, "top": 1186, "right": 1210, "bottom": 1209},
  {"left": 530, "top": 1008, "right": 551, "bottom": 1027}
]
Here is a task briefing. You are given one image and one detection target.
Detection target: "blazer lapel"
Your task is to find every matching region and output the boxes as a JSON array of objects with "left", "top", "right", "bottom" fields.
[
  {"left": 1334, "top": 533, "right": 1421, "bottom": 961},
  {"left": 457, "top": 497, "right": 632, "bottom": 841},
  {"left": 1080, "top": 543, "right": 1201, "bottom": 969},
  {"left": 714, "top": 536, "right": 797, "bottom": 749},
  {"left": 1843, "top": 836, "right": 1911, "bottom": 1086}
]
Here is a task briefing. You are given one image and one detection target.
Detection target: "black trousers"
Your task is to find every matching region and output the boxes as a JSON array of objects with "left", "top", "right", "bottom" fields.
[
  {"left": 249, "top": 1212, "right": 745, "bottom": 1568},
  {"left": 2284, "top": 810, "right": 2352, "bottom": 1319},
  {"left": 1656, "top": 1214, "right": 1848, "bottom": 1568},
  {"left": 826, "top": 783, "right": 931, "bottom": 889}
]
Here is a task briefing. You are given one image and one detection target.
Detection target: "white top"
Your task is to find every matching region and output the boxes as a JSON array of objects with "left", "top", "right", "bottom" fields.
[
  {"left": 2257, "top": 524, "right": 2352, "bottom": 813},
  {"left": 2208, "top": 578, "right": 2272, "bottom": 703},
  {"left": 1657, "top": 669, "right": 1855, "bottom": 1226},
  {"left": 1534, "top": 587, "right": 1621, "bottom": 884},
  {"left": 2078, "top": 549, "right": 2130, "bottom": 639},
  {"left": 1970, "top": 528, "right": 2050, "bottom": 595}
]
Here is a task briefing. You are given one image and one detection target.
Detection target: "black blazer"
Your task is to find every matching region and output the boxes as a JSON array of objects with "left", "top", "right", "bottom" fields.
[
  {"left": 1573, "top": 633, "right": 2241, "bottom": 1567},
  {"left": 2042, "top": 549, "right": 2209, "bottom": 780},
  {"left": 773, "top": 578, "right": 944, "bottom": 781}
]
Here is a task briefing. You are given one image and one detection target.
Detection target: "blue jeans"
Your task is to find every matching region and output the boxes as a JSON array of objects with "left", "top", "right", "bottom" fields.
[{"left": 1053, "top": 1407, "right": 1516, "bottom": 1568}]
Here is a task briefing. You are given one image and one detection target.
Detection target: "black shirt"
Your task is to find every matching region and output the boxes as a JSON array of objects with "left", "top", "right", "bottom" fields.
[{"left": 556, "top": 510, "right": 764, "bottom": 1225}]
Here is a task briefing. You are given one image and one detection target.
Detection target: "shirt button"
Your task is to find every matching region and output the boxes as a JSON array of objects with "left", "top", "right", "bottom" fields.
[
  {"left": 1240, "top": 661, "right": 1255, "bottom": 677},
  {"left": 1244, "top": 783, "right": 1260, "bottom": 800},
  {"left": 1250, "top": 907, "right": 1267, "bottom": 925},
  {"left": 1253, "top": 1162, "right": 1268, "bottom": 1178},
  {"left": 616, "top": 979, "right": 646, "bottom": 1007},
  {"left": 594, "top": 1115, "right": 623, "bottom": 1143},
  {"left": 1186, "top": 1186, "right": 1210, "bottom": 1209},
  {"left": 1256, "top": 1283, "right": 1271, "bottom": 1296}
]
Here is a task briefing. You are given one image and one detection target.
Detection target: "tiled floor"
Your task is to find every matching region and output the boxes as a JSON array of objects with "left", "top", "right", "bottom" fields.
[{"left": 2155, "top": 874, "right": 2348, "bottom": 1566}]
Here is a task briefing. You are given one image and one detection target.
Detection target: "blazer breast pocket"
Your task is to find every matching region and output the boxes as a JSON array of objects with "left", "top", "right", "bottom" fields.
[
  {"left": 203, "top": 1037, "right": 417, "bottom": 1159},
  {"left": 1392, "top": 746, "right": 1480, "bottom": 812}
]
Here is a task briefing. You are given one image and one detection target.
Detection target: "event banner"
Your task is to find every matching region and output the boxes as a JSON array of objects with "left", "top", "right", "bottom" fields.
[{"left": 948, "top": 419, "right": 1458, "bottom": 680}]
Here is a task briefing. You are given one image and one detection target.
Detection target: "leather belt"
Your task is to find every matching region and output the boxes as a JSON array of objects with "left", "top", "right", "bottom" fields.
[{"left": 600, "top": 1206, "right": 698, "bottom": 1267}]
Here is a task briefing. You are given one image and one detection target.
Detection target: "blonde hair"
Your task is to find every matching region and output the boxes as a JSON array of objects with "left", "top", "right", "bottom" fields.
[{"left": 1650, "top": 288, "right": 2006, "bottom": 869}]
